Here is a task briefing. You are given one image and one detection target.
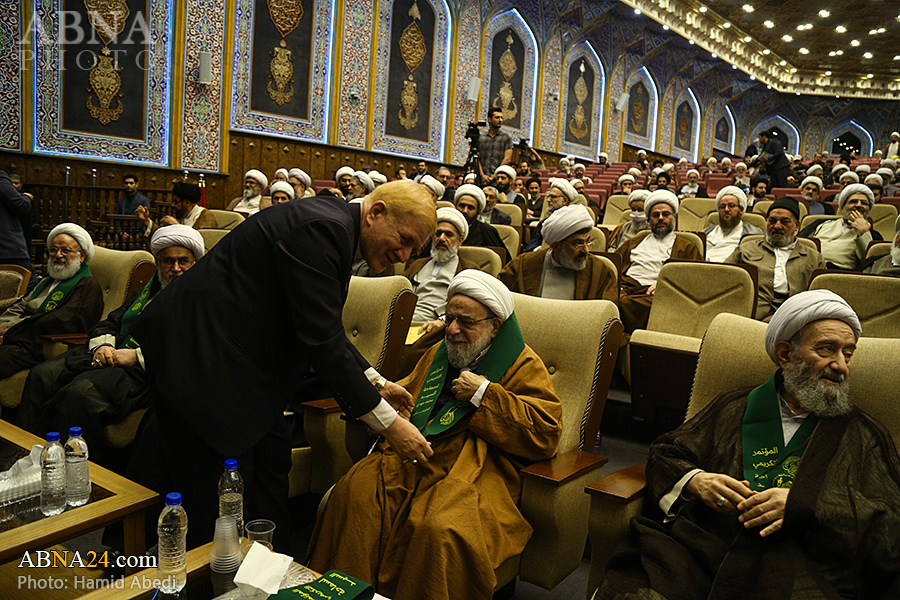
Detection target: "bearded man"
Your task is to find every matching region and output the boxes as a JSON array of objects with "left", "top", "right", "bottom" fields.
[
  {"left": 860, "top": 215, "right": 900, "bottom": 275},
  {"left": 269, "top": 181, "right": 294, "bottom": 205},
  {"left": 678, "top": 169, "right": 708, "bottom": 199},
  {"left": 348, "top": 170, "right": 375, "bottom": 201},
  {"left": 16, "top": 226, "right": 205, "bottom": 459},
  {"left": 748, "top": 176, "right": 769, "bottom": 208},
  {"left": 800, "top": 183, "right": 883, "bottom": 270},
  {"left": 136, "top": 182, "right": 218, "bottom": 235},
  {"left": 617, "top": 174, "right": 635, "bottom": 196},
  {"left": 702, "top": 186, "right": 763, "bottom": 263},
  {"left": 500, "top": 205, "right": 616, "bottom": 301},
  {"left": 288, "top": 168, "right": 312, "bottom": 199},
  {"left": 493, "top": 165, "right": 522, "bottom": 206},
  {"left": 334, "top": 166, "right": 354, "bottom": 198},
  {"left": 599, "top": 290, "right": 900, "bottom": 600},
  {"left": 454, "top": 184, "right": 507, "bottom": 260},
  {"left": 480, "top": 186, "right": 512, "bottom": 225},
  {"left": 227, "top": 169, "right": 270, "bottom": 214},
  {"left": 310, "top": 270, "right": 562, "bottom": 600},
  {"left": 799, "top": 175, "right": 832, "bottom": 215},
  {"left": 419, "top": 174, "right": 445, "bottom": 205},
  {"left": 0, "top": 224, "right": 103, "bottom": 381}
]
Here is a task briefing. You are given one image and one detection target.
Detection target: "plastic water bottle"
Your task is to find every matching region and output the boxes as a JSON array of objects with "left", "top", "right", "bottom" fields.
[
  {"left": 218, "top": 459, "right": 244, "bottom": 540},
  {"left": 157, "top": 492, "right": 188, "bottom": 594},
  {"left": 65, "top": 427, "right": 91, "bottom": 507},
  {"left": 40, "top": 432, "right": 66, "bottom": 516}
]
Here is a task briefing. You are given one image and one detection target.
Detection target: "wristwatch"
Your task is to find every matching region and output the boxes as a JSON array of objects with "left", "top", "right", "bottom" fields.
[{"left": 373, "top": 376, "right": 388, "bottom": 391}]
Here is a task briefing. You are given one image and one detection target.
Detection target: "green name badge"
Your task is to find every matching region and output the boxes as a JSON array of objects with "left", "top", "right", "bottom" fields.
[{"left": 272, "top": 570, "right": 375, "bottom": 600}]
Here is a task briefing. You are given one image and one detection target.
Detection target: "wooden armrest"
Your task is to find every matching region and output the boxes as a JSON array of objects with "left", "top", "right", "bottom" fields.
[
  {"left": 301, "top": 398, "right": 343, "bottom": 414},
  {"left": 521, "top": 450, "right": 608, "bottom": 487},
  {"left": 585, "top": 464, "right": 646, "bottom": 502},
  {"left": 41, "top": 333, "right": 89, "bottom": 346}
]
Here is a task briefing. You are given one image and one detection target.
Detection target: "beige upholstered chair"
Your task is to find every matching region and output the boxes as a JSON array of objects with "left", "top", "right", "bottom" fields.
[
  {"left": 753, "top": 200, "right": 808, "bottom": 219},
  {"left": 491, "top": 295, "right": 623, "bottom": 592},
  {"left": 199, "top": 228, "right": 229, "bottom": 252},
  {"left": 628, "top": 261, "right": 757, "bottom": 425},
  {"left": 869, "top": 203, "right": 899, "bottom": 241},
  {"left": 676, "top": 198, "right": 717, "bottom": 232},
  {"left": 800, "top": 213, "right": 841, "bottom": 232},
  {"left": 602, "top": 194, "right": 630, "bottom": 227},
  {"left": 808, "top": 271, "right": 900, "bottom": 338},
  {"left": 585, "top": 313, "right": 900, "bottom": 597},
  {"left": 207, "top": 209, "right": 245, "bottom": 230},
  {"left": 457, "top": 246, "right": 502, "bottom": 277},
  {"left": 866, "top": 241, "right": 892, "bottom": 259},
  {"left": 675, "top": 231, "right": 706, "bottom": 257},
  {"left": 0, "top": 265, "right": 31, "bottom": 312},
  {"left": 703, "top": 211, "right": 767, "bottom": 231},
  {"left": 495, "top": 203, "right": 523, "bottom": 226},
  {"left": 494, "top": 223, "right": 521, "bottom": 258},
  {"left": 289, "top": 276, "right": 417, "bottom": 497}
]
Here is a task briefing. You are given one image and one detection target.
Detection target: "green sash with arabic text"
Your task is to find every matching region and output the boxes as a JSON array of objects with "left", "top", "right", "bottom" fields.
[
  {"left": 273, "top": 570, "right": 374, "bottom": 600},
  {"left": 742, "top": 372, "right": 818, "bottom": 491},
  {"left": 32, "top": 263, "right": 92, "bottom": 313},
  {"left": 409, "top": 313, "right": 525, "bottom": 437}
]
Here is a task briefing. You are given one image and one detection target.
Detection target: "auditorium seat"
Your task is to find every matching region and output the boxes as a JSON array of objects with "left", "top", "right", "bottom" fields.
[
  {"left": 808, "top": 270, "right": 900, "bottom": 338},
  {"left": 206, "top": 209, "right": 245, "bottom": 230},
  {"left": 0, "top": 265, "right": 31, "bottom": 313},
  {"left": 457, "top": 246, "right": 502, "bottom": 277},
  {"left": 676, "top": 198, "right": 717, "bottom": 232}
]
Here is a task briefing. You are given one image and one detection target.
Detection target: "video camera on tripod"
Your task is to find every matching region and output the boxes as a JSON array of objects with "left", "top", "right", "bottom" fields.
[{"left": 464, "top": 121, "right": 486, "bottom": 174}]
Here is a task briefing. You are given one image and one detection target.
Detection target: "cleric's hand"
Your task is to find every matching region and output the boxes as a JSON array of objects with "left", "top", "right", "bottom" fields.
[
  {"left": 647, "top": 283, "right": 658, "bottom": 295},
  {"left": 92, "top": 345, "right": 116, "bottom": 368},
  {"left": 417, "top": 319, "right": 445, "bottom": 335},
  {"left": 737, "top": 487, "right": 789, "bottom": 537},
  {"left": 685, "top": 472, "right": 755, "bottom": 513},
  {"left": 846, "top": 209, "right": 871, "bottom": 237},
  {"left": 451, "top": 371, "right": 487, "bottom": 403},
  {"left": 135, "top": 205, "right": 150, "bottom": 224}
]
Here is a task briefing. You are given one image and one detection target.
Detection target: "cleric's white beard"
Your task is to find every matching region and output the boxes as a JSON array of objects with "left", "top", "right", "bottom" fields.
[
  {"left": 446, "top": 328, "right": 493, "bottom": 369},
  {"left": 48, "top": 258, "right": 81, "bottom": 280},
  {"left": 782, "top": 353, "right": 851, "bottom": 418},
  {"left": 431, "top": 244, "right": 458, "bottom": 264}
]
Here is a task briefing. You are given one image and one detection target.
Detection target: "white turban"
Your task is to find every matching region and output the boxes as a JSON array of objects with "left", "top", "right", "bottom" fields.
[
  {"left": 679, "top": 157, "right": 688, "bottom": 165},
  {"left": 651, "top": 167, "right": 663, "bottom": 175},
  {"left": 735, "top": 162, "right": 747, "bottom": 170},
  {"left": 864, "top": 174, "right": 883, "bottom": 186},
  {"left": 707, "top": 157, "right": 717, "bottom": 165},
  {"left": 855, "top": 164, "right": 871, "bottom": 174},
  {"left": 274, "top": 168, "right": 289, "bottom": 181},
  {"left": 686, "top": 169, "right": 700, "bottom": 178},
  {"left": 420, "top": 174, "right": 445, "bottom": 199},
  {"left": 644, "top": 189, "right": 679, "bottom": 215},
  {"left": 455, "top": 184, "right": 486, "bottom": 212},
  {"left": 637, "top": 149, "right": 647, "bottom": 156},
  {"left": 269, "top": 181, "right": 295, "bottom": 200},
  {"left": 566, "top": 154, "right": 575, "bottom": 163},
  {"left": 799, "top": 176, "right": 823, "bottom": 191},
  {"left": 463, "top": 173, "right": 477, "bottom": 183},
  {"left": 548, "top": 178, "right": 577, "bottom": 203},
  {"left": 599, "top": 152, "right": 609, "bottom": 159},
  {"left": 840, "top": 171, "right": 859, "bottom": 184},
  {"left": 628, "top": 189, "right": 651, "bottom": 206},
  {"left": 495, "top": 165, "right": 516, "bottom": 180},
  {"left": 150, "top": 224, "right": 205, "bottom": 261},
  {"left": 436, "top": 206, "right": 468, "bottom": 242},
  {"left": 875, "top": 150, "right": 883, "bottom": 156},
  {"left": 447, "top": 269, "right": 514, "bottom": 322},
  {"left": 876, "top": 167, "right": 894, "bottom": 179},
  {"left": 662, "top": 163, "right": 675, "bottom": 172},
  {"left": 572, "top": 163, "right": 586, "bottom": 173},
  {"left": 715, "top": 186, "right": 748, "bottom": 210},
  {"left": 559, "top": 157, "right": 569, "bottom": 166},
  {"left": 721, "top": 157, "right": 732, "bottom": 166},
  {"left": 838, "top": 183, "right": 874, "bottom": 209},
  {"left": 618, "top": 174, "right": 635, "bottom": 184},
  {"left": 892, "top": 131, "right": 900, "bottom": 139},
  {"left": 335, "top": 166, "right": 354, "bottom": 181},
  {"left": 245, "top": 169, "right": 268, "bottom": 190},
  {"left": 765, "top": 290, "right": 861, "bottom": 363},
  {"left": 288, "top": 168, "right": 310, "bottom": 188},
  {"left": 541, "top": 205, "right": 594, "bottom": 245},
  {"left": 831, "top": 164, "right": 849, "bottom": 175},
  {"left": 369, "top": 170, "right": 387, "bottom": 185},
  {"left": 882, "top": 159, "right": 897, "bottom": 168},
  {"left": 353, "top": 171, "right": 375, "bottom": 193},
  {"left": 628, "top": 167, "right": 642, "bottom": 178},
  {"left": 47, "top": 223, "right": 94, "bottom": 263},
  {"left": 806, "top": 165, "right": 823, "bottom": 176}
]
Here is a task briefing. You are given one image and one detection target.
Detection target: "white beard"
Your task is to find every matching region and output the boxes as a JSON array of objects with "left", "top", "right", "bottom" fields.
[
  {"left": 48, "top": 258, "right": 81, "bottom": 280},
  {"left": 431, "top": 244, "right": 458, "bottom": 264},
  {"left": 782, "top": 353, "right": 852, "bottom": 418},
  {"left": 446, "top": 328, "right": 493, "bottom": 369}
]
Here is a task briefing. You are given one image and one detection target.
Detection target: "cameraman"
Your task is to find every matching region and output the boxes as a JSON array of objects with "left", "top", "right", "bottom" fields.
[{"left": 479, "top": 107, "right": 513, "bottom": 183}]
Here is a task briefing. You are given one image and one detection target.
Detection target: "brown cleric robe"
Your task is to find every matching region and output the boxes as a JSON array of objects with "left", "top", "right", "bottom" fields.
[
  {"left": 308, "top": 342, "right": 562, "bottom": 600},
  {"left": 615, "top": 231, "right": 703, "bottom": 333},
  {"left": 498, "top": 248, "right": 618, "bottom": 302}
]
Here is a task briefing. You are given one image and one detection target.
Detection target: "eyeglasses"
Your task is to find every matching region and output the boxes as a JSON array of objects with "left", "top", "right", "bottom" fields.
[
  {"left": 567, "top": 239, "right": 595, "bottom": 250},
  {"left": 160, "top": 257, "right": 194, "bottom": 267},
  {"left": 718, "top": 203, "right": 740, "bottom": 210},
  {"left": 49, "top": 247, "right": 78, "bottom": 257},
  {"left": 650, "top": 211, "right": 674, "bottom": 219},
  {"left": 438, "top": 313, "right": 494, "bottom": 329}
]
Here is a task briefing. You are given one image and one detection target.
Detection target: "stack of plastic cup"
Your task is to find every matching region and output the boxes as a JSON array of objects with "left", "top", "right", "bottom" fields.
[{"left": 210, "top": 516, "right": 243, "bottom": 574}]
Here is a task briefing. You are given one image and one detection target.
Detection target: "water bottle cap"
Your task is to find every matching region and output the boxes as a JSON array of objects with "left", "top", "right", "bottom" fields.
[
  {"left": 224, "top": 459, "right": 238, "bottom": 471},
  {"left": 46, "top": 431, "right": 60, "bottom": 442},
  {"left": 68, "top": 426, "right": 83, "bottom": 437},
  {"left": 165, "top": 492, "right": 182, "bottom": 506}
]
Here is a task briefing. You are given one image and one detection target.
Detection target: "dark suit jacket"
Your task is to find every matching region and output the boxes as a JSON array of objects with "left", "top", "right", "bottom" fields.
[
  {"left": 0, "top": 170, "right": 32, "bottom": 262},
  {"left": 115, "top": 192, "right": 151, "bottom": 215},
  {"left": 131, "top": 196, "right": 381, "bottom": 456},
  {"left": 760, "top": 138, "right": 789, "bottom": 171}
]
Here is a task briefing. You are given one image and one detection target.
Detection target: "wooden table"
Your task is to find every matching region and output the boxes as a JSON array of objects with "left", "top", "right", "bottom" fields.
[{"left": 0, "top": 421, "right": 158, "bottom": 573}]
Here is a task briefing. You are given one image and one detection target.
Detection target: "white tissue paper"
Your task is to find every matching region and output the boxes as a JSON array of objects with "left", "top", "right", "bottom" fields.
[
  {"left": 0, "top": 445, "right": 43, "bottom": 506},
  {"left": 233, "top": 541, "right": 293, "bottom": 596}
]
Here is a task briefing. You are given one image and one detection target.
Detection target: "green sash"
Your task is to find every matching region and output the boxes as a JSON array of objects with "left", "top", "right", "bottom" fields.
[
  {"left": 409, "top": 313, "right": 526, "bottom": 437},
  {"left": 742, "top": 372, "right": 819, "bottom": 491},
  {"left": 273, "top": 570, "right": 374, "bottom": 600},
  {"left": 31, "top": 263, "right": 93, "bottom": 313},
  {"left": 118, "top": 275, "right": 157, "bottom": 349}
]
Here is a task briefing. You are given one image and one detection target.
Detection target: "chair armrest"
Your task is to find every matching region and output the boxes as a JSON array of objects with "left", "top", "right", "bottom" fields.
[
  {"left": 585, "top": 464, "right": 646, "bottom": 502},
  {"left": 520, "top": 450, "right": 608, "bottom": 486},
  {"left": 41, "top": 333, "right": 89, "bottom": 347},
  {"left": 301, "top": 398, "right": 343, "bottom": 414}
]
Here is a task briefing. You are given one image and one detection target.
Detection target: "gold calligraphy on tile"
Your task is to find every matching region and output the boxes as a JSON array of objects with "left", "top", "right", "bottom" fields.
[
  {"left": 83, "top": 0, "right": 130, "bottom": 124},
  {"left": 398, "top": 0, "right": 426, "bottom": 130},
  {"left": 267, "top": 0, "right": 304, "bottom": 105},
  {"left": 493, "top": 31, "right": 518, "bottom": 121},
  {"left": 631, "top": 94, "right": 646, "bottom": 136},
  {"left": 568, "top": 60, "right": 589, "bottom": 141}
]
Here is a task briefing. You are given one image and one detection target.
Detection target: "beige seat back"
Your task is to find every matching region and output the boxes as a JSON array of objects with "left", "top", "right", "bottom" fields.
[
  {"left": 869, "top": 203, "right": 899, "bottom": 241},
  {"left": 511, "top": 293, "right": 622, "bottom": 454},
  {"left": 601, "top": 194, "right": 630, "bottom": 226},
  {"left": 752, "top": 200, "right": 773, "bottom": 215},
  {"left": 704, "top": 211, "right": 767, "bottom": 231},
  {"left": 866, "top": 241, "right": 892, "bottom": 259},
  {"left": 89, "top": 246, "right": 156, "bottom": 319},
  {"left": 648, "top": 262, "right": 756, "bottom": 338},
  {"left": 206, "top": 209, "right": 245, "bottom": 230},
  {"left": 0, "top": 265, "right": 31, "bottom": 312},
  {"left": 344, "top": 276, "right": 414, "bottom": 375},
  {"left": 800, "top": 214, "right": 841, "bottom": 232},
  {"left": 200, "top": 228, "right": 230, "bottom": 251},
  {"left": 675, "top": 231, "right": 705, "bottom": 256},
  {"left": 808, "top": 272, "right": 900, "bottom": 338},
  {"left": 677, "top": 198, "right": 717, "bottom": 231},
  {"left": 457, "top": 246, "right": 502, "bottom": 277},
  {"left": 495, "top": 203, "right": 523, "bottom": 226},
  {"left": 436, "top": 200, "right": 455, "bottom": 210},
  {"left": 494, "top": 224, "right": 521, "bottom": 258}
]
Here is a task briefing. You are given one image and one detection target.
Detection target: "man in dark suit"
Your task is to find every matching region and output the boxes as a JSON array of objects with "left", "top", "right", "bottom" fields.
[
  {"left": 129, "top": 180, "right": 437, "bottom": 549},
  {"left": 753, "top": 131, "right": 790, "bottom": 189},
  {"left": 115, "top": 174, "right": 151, "bottom": 216}
]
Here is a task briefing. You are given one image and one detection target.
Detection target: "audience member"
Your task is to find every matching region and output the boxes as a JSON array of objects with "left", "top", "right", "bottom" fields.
[
  {"left": 678, "top": 169, "right": 708, "bottom": 199},
  {"left": 607, "top": 190, "right": 651, "bottom": 252},
  {"left": 703, "top": 187, "right": 763, "bottom": 263},
  {"left": 227, "top": 169, "right": 269, "bottom": 214},
  {"left": 454, "top": 184, "right": 506, "bottom": 259},
  {"left": 288, "top": 168, "right": 312, "bottom": 198},
  {"left": 479, "top": 108, "right": 513, "bottom": 180},
  {"left": 137, "top": 182, "right": 217, "bottom": 233},
  {"left": 800, "top": 184, "right": 882, "bottom": 270},
  {"left": 0, "top": 170, "right": 37, "bottom": 291},
  {"left": 115, "top": 174, "right": 151, "bottom": 216},
  {"left": 269, "top": 181, "right": 294, "bottom": 204}
]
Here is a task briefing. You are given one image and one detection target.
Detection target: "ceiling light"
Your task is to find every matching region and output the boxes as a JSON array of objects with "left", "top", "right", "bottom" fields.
[
  {"left": 825, "top": 71, "right": 832, "bottom": 75},
  {"left": 799, "top": 48, "right": 809, "bottom": 54},
  {"left": 779, "top": 60, "right": 787, "bottom": 65},
  {"left": 790, "top": 67, "right": 797, "bottom": 73},
  {"left": 869, "top": 29, "right": 878, "bottom": 35},
  {"left": 867, "top": 74, "right": 874, "bottom": 78},
  {"left": 851, "top": 39, "right": 860, "bottom": 46},
  {"left": 878, "top": 28, "right": 886, "bottom": 33},
  {"left": 732, "top": 65, "right": 737, "bottom": 69},
  {"left": 743, "top": 4, "right": 754, "bottom": 12},
  {"left": 766, "top": 85, "right": 772, "bottom": 89},
  {"left": 750, "top": 75, "right": 756, "bottom": 80},
  {"left": 835, "top": 50, "right": 843, "bottom": 55},
  {"left": 699, "top": 6, "right": 707, "bottom": 12},
  {"left": 864, "top": 52, "right": 873, "bottom": 59},
  {"left": 796, "top": 92, "right": 801, "bottom": 95},
  {"left": 835, "top": 25, "right": 846, "bottom": 33},
  {"left": 819, "top": 10, "right": 830, "bottom": 17},
  {"left": 711, "top": 53, "right": 718, "bottom": 58},
  {"left": 763, "top": 49, "right": 770, "bottom": 54},
  {"left": 764, "top": 20, "right": 774, "bottom": 28},
  {"left": 895, "top": 56, "right": 900, "bottom": 60},
  {"left": 689, "top": 40, "right": 695, "bottom": 45},
  {"left": 663, "top": 25, "right": 669, "bottom": 30},
  {"left": 723, "top": 22, "right": 731, "bottom": 28},
  {"left": 782, "top": 35, "right": 793, "bottom": 42},
  {"left": 634, "top": 8, "right": 641, "bottom": 14},
  {"left": 743, "top": 36, "right": 751, "bottom": 42},
  {"left": 828, "top": 51, "right": 836, "bottom": 56}
]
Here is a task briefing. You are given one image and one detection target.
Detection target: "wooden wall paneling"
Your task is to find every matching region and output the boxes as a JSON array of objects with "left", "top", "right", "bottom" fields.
[
  {"left": 260, "top": 139, "right": 280, "bottom": 180},
  {"left": 278, "top": 143, "right": 296, "bottom": 175},
  {"left": 310, "top": 146, "right": 326, "bottom": 183},
  {"left": 294, "top": 143, "right": 311, "bottom": 173}
]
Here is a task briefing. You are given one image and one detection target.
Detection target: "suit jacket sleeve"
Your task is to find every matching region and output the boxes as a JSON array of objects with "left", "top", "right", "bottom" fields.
[{"left": 273, "top": 219, "right": 382, "bottom": 418}]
